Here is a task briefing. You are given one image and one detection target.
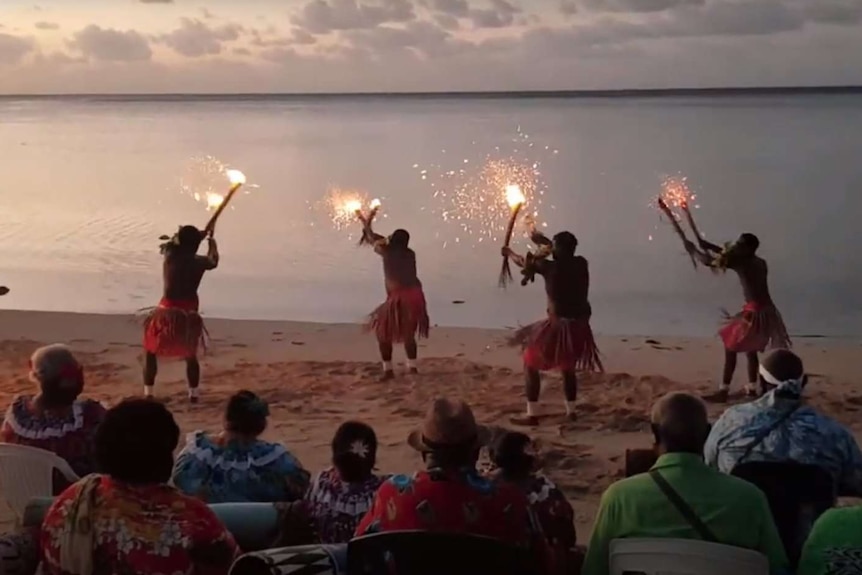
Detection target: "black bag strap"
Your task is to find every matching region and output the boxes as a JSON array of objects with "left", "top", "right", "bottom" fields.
[
  {"left": 738, "top": 404, "right": 801, "bottom": 464},
  {"left": 649, "top": 470, "right": 718, "bottom": 543}
]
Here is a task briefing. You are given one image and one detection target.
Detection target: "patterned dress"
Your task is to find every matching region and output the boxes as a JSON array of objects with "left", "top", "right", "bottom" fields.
[
  {"left": 499, "top": 474, "right": 577, "bottom": 549},
  {"left": 172, "top": 431, "right": 310, "bottom": 504},
  {"left": 0, "top": 395, "right": 106, "bottom": 477},
  {"left": 40, "top": 475, "right": 239, "bottom": 575},
  {"left": 355, "top": 467, "right": 542, "bottom": 549},
  {"left": 303, "top": 467, "right": 386, "bottom": 544}
]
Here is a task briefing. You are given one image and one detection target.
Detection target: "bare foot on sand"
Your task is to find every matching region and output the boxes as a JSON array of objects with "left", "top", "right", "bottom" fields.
[{"left": 380, "top": 370, "right": 395, "bottom": 382}]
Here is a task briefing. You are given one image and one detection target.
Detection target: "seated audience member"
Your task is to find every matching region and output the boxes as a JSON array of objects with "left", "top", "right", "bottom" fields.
[
  {"left": 489, "top": 431, "right": 578, "bottom": 575},
  {"left": 356, "top": 398, "right": 546, "bottom": 560},
  {"left": 40, "top": 399, "right": 238, "bottom": 575},
  {"left": 173, "top": 390, "right": 310, "bottom": 503},
  {"left": 489, "top": 431, "right": 577, "bottom": 549},
  {"left": 705, "top": 349, "right": 862, "bottom": 495},
  {"left": 797, "top": 505, "right": 862, "bottom": 575},
  {"left": 582, "top": 392, "right": 788, "bottom": 575},
  {"left": 1, "top": 344, "right": 106, "bottom": 480},
  {"left": 304, "top": 421, "right": 386, "bottom": 544}
]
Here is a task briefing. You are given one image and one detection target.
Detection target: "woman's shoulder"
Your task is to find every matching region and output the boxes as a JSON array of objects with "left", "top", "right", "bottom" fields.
[{"left": 3, "top": 395, "right": 33, "bottom": 417}]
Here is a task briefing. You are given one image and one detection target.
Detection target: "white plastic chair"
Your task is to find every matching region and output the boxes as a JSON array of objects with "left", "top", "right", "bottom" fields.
[
  {"left": 0, "top": 444, "right": 79, "bottom": 519},
  {"left": 609, "top": 538, "right": 769, "bottom": 575}
]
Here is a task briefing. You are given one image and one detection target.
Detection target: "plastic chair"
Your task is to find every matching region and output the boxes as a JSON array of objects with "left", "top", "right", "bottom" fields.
[
  {"left": 609, "top": 538, "right": 769, "bottom": 575},
  {"left": 230, "top": 544, "right": 347, "bottom": 575},
  {"left": 347, "top": 530, "right": 538, "bottom": 575},
  {"left": 0, "top": 444, "right": 79, "bottom": 519},
  {"left": 731, "top": 461, "right": 836, "bottom": 567}
]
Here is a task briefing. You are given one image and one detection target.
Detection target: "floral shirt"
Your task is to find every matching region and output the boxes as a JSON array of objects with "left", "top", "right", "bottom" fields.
[
  {"left": 496, "top": 474, "right": 577, "bottom": 549},
  {"left": 355, "top": 467, "right": 542, "bottom": 549},
  {"left": 1, "top": 395, "right": 106, "bottom": 477},
  {"left": 304, "top": 467, "right": 386, "bottom": 544},
  {"left": 172, "top": 431, "right": 310, "bottom": 504},
  {"left": 40, "top": 475, "right": 238, "bottom": 575}
]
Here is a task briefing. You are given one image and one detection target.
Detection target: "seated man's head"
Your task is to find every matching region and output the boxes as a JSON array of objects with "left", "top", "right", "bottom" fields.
[
  {"left": 650, "top": 392, "right": 710, "bottom": 456},
  {"left": 30, "top": 344, "right": 84, "bottom": 409},
  {"left": 407, "top": 398, "right": 489, "bottom": 469},
  {"left": 331, "top": 421, "right": 378, "bottom": 483},
  {"left": 388, "top": 229, "right": 410, "bottom": 250},
  {"left": 759, "top": 349, "right": 806, "bottom": 398},
  {"left": 224, "top": 390, "right": 270, "bottom": 439},
  {"left": 489, "top": 430, "right": 537, "bottom": 480},
  {"left": 176, "top": 225, "right": 204, "bottom": 254},
  {"left": 552, "top": 231, "right": 578, "bottom": 259},
  {"left": 96, "top": 399, "right": 180, "bottom": 485}
]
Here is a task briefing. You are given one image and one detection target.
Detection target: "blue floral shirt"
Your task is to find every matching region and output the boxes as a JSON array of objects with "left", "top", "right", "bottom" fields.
[
  {"left": 172, "top": 431, "right": 310, "bottom": 504},
  {"left": 704, "top": 392, "right": 862, "bottom": 495}
]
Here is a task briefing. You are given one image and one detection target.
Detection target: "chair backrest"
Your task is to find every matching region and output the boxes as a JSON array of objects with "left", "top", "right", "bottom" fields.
[
  {"left": 731, "top": 461, "right": 835, "bottom": 566},
  {"left": 609, "top": 538, "right": 769, "bottom": 575},
  {"left": 347, "top": 531, "right": 538, "bottom": 575},
  {"left": 0, "top": 444, "right": 79, "bottom": 519}
]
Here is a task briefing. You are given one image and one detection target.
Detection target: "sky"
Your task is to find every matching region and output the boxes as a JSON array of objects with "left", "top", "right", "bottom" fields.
[{"left": 0, "top": 0, "right": 860, "bottom": 93}]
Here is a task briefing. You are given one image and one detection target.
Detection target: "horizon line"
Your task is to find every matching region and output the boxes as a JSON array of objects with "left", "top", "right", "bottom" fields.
[{"left": 2, "top": 85, "right": 862, "bottom": 100}]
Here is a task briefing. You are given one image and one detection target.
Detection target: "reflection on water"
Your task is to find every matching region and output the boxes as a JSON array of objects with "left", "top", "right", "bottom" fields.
[{"left": 1, "top": 95, "right": 861, "bottom": 337}]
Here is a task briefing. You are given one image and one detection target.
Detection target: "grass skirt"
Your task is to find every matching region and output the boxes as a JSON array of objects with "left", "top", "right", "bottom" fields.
[
  {"left": 365, "top": 286, "right": 430, "bottom": 344},
  {"left": 509, "top": 316, "right": 603, "bottom": 372},
  {"left": 719, "top": 301, "right": 791, "bottom": 353},
  {"left": 143, "top": 298, "right": 207, "bottom": 358}
]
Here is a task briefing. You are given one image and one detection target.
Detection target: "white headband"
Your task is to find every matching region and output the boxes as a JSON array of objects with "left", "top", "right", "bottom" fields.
[{"left": 759, "top": 364, "right": 804, "bottom": 388}]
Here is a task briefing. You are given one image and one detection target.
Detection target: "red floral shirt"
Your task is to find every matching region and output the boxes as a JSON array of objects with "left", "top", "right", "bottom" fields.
[
  {"left": 355, "top": 467, "right": 542, "bottom": 548},
  {"left": 40, "top": 475, "right": 239, "bottom": 575}
]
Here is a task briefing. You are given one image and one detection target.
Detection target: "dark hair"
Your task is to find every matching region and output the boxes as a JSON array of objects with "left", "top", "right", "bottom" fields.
[
  {"left": 225, "top": 390, "right": 269, "bottom": 437},
  {"left": 650, "top": 392, "right": 710, "bottom": 455},
  {"left": 332, "top": 421, "right": 377, "bottom": 483},
  {"left": 553, "top": 231, "right": 578, "bottom": 258},
  {"left": 177, "top": 225, "right": 204, "bottom": 253},
  {"left": 95, "top": 399, "right": 180, "bottom": 484},
  {"left": 489, "top": 431, "right": 535, "bottom": 478},
  {"left": 389, "top": 229, "right": 410, "bottom": 249},
  {"left": 739, "top": 233, "right": 760, "bottom": 253}
]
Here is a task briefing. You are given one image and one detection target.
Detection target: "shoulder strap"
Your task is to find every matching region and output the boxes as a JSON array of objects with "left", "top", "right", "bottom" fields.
[
  {"left": 649, "top": 470, "right": 718, "bottom": 543},
  {"left": 737, "top": 404, "right": 801, "bottom": 464}
]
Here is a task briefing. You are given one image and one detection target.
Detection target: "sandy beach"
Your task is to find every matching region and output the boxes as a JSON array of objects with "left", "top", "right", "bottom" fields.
[{"left": 1, "top": 309, "right": 861, "bottom": 538}]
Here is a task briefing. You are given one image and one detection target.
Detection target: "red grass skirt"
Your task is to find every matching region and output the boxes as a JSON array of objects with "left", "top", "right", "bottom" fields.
[
  {"left": 719, "top": 301, "right": 791, "bottom": 353},
  {"left": 365, "top": 286, "right": 430, "bottom": 343},
  {"left": 143, "top": 298, "right": 206, "bottom": 358},
  {"left": 509, "top": 316, "right": 603, "bottom": 372}
]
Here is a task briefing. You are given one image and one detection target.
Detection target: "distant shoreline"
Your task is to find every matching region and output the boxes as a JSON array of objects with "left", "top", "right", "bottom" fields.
[{"left": 2, "top": 85, "right": 862, "bottom": 102}]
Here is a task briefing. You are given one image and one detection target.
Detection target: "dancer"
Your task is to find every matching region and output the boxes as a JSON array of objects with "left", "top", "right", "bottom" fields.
[
  {"left": 143, "top": 225, "right": 219, "bottom": 402},
  {"left": 0, "top": 286, "right": 8, "bottom": 296},
  {"left": 685, "top": 232, "right": 790, "bottom": 402},
  {"left": 503, "top": 229, "right": 602, "bottom": 426},
  {"left": 360, "top": 219, "right": 429, "bottom": 380}
]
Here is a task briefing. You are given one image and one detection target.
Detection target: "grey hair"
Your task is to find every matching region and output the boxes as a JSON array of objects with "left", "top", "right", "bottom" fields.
[
  {"left": 650, "top": 392, "right": 709, "bottom": 452},
  {"left": 29, "top": 344, "right": 78, "bottom": 384}
]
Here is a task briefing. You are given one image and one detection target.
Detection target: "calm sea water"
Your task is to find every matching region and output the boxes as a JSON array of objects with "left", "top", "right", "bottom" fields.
[{"left": 0, "top": 94, "right": 860, "bottom": 338}]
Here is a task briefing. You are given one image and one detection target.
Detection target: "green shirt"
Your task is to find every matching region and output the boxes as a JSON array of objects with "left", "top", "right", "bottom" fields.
[
  {"left": 582, "top": 452, "right": 789, "bottom": 575},
  {"left": 798, "top": 506, "right": 862, "bottom": 575}
]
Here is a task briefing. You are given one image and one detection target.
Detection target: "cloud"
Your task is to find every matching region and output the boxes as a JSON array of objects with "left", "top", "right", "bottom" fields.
[
  {"left": 158, "top": 18, "right": 243, "bottom": 57},
  {"left": 429, "top": 0, "right": 469, "bottom": 17},
  {"left": 800, "top": 0, "right": 862, "bottom": 25},
  {"left": 560, "top": 0, "right": 578, "bottom": 16},
  {"left": 576, "top": 0, "right": 704, "bottom": 13},
  {"left": 291, "top": 0, "right": 416, "bottom": 34},
  {"left": 341, "top": 20, "right": 459, "bottom": 57},
  {"left": 0, "top": 33, "right": 35, "bottom": 66},
  {"left": 468, "top": 0, "right": 521, "bottom": 28},
  {"left": 69, "top": 25, "right": 152, "bottom": 62},
  {"left": 34, "top": 22, "right": 60, "bottom": 31}
]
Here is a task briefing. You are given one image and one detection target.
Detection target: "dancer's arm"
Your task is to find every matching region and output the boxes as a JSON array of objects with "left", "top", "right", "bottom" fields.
[
  {"left": 698, "top": 237, "right": 724, "bottom": 254},
  {"left": 684, "top": 240, "right": 716, "bottom": 267},
  {"left": 501, "top": 247, "right": 527, "bottom": 268},
  {"left": 198, "top": 237, "right": 219, "bottom": 270}
]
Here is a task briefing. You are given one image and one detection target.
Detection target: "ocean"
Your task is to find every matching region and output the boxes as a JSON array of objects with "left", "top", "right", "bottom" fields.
[{"left": 1, "top": 93, "right": 860, "bottom": 338}]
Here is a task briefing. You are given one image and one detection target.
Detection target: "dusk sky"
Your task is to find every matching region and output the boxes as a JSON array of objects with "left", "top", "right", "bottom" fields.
[{"left": 0, "top": 0, "right": 860, "bottom": 93}]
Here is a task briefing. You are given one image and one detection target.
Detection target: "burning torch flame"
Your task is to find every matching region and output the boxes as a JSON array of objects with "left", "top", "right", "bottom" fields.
[
  {"left": 370, "top": 198, "right": 381, "bottom": 210},
  {"left": 226, "top": 169, "right": 246, "bottom": 188},
  {"left": 205, "top": 193, "right": 224, "bottom": 210},
  {"left": 344, "top": 199, "right": 363, "bottom": 214},
  {"left": 505, "top": 184, "right": 526, "bottom": 208}
]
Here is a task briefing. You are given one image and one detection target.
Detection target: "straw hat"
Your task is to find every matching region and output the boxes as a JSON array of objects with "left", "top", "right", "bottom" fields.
[{"left": 407, "top": 398, "right": 490, "bottom": 452}]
